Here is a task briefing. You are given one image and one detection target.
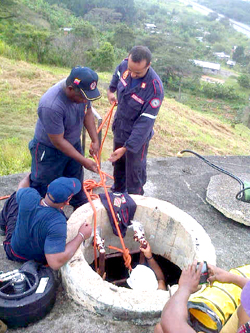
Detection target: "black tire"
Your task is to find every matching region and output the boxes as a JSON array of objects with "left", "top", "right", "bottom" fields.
[{"left": 0, "top": 261, "right": 57, "bottom": 328}]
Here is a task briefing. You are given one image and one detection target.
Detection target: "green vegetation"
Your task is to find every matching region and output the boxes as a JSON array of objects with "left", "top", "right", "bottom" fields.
[
  {"left": 238, "top": 74, "right": 250, "bottom": 88},
  {"left": 0, "top": 0, "right": 250, "bottom": 175},
  {"left": 1, "top": 56, "right": 250, "bottom": 176},
  {"left": 197, "top": 0, "right": 250, "bottom": 26}
]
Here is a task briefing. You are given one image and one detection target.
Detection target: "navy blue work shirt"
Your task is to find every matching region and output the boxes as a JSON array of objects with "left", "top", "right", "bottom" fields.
[
  {"left": 35, "top": 79, "right": 91, "bottom": 148},
  {"left": 11, "top": 188, "right": 67, "bottom": 263},
  {"left": 109, "top": 59, "right": 164, "bottom": 154}
]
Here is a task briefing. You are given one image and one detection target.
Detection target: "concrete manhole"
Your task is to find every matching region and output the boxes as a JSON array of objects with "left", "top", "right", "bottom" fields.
[{"left": 61, "top": 195, "right": 216, "bottom": 325}]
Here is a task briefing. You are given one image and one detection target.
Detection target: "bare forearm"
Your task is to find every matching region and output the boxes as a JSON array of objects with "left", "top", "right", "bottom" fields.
[
  {"left": 46, "top": 234, "right": 83, "bottom": 270},
  {"left": 224, "top": 273, "right": 249, "bottom": 288},
  {"left": 148, "top": 258, "right": 165, "bottom": 282},
  {"left": 61, "top": 234, "right": 83, "bottom": 263},
  {"left": 161, "top": 287, "right": 195, "bottom": 333}
]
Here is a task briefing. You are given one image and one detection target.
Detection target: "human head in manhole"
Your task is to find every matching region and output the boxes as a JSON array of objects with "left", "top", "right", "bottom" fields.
[
  {"left": 127, "top": 265, "right": 158, "bottom": 291},
  {"left": 125, "top": 241, "right": 167, "bottom": 291}
]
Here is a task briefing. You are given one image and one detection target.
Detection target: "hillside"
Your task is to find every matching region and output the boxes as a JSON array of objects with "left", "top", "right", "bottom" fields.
[{"left": 1, "top": 56, "right": 250, "bottom": 176}]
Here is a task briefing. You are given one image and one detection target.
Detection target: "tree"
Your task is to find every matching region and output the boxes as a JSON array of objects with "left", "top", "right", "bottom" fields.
[
  {"left": 0, "top": 0, "right": 17, "bottom": 20},
  {"left": 115, "top": 0, "right": 136, "bottom": 24},
  {"left": 206, "top": 12, "right": 218, "bottom": 21},
  {"left": 3, "top": 23, "right": 51, "bottom": 63},
  {"left": 206, "top": 31, "right": 221, "bottom": 43},
  {"left": 112, "top": 24, "right": 135, "bottom": 51},
  {"left": 72, "top": 21, "right": 95, "bottom": 38},
  {"left": 220, "top": 17, "right": 230, "bottom": 27},
  {"left": 233, "top": 46, "right": 245, "bottom": 63},
  {"left": 154, "top": 49, "right": 201, "bottom": 100},
  {"left": 85, "top": 42, "right": 115, "bottom": 71},
  {"left": 85, "top": 8, "right": 122, "bottom": 30},
  {"left": 238, "top": 74, "right": 250, "bottom": 88},
  {"left": 136, "top": 34, "right": 164, "bottom": 53}
]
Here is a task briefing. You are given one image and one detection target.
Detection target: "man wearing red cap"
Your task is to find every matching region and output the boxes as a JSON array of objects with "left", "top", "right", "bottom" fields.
[
  {"left": 0, "top": 174, "right": 92, "bottom": 270},
  {"left": 29, "top": 66, "right": 101, "bottom": 210}
]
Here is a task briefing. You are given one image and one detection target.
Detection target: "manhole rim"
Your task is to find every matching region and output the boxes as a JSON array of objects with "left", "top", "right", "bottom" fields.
[{"left": 61, "top": 195, "right": 216, "bottom": 324}]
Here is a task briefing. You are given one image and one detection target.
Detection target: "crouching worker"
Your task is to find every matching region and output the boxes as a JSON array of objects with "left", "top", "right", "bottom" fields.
[{"left": 0, "top": 174, "right": 92, "bottom": 270}]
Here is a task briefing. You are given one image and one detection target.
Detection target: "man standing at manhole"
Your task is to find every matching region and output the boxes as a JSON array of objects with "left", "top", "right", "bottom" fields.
[
  {"left": 107, "top": 45, "right": 164, "bottom": 195},
  {"left": 28, "top": 66, "right": 101, "bottom": 210}
]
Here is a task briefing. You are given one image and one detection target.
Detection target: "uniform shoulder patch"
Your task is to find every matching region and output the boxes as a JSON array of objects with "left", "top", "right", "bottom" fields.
[
  {"left": 150, "top": 98, "right": 161, "bottom": 108},
  {"left": 114, "top": 197, "right": 122, "bottom": 208},
  {"left": 123, "top": 70, "right": 129, "bottom": 80}
]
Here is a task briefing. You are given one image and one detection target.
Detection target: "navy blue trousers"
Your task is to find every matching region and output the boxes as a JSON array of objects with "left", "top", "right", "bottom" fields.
[
  {"left": 0, "top": 192, "right": 27, "bottom": 262},
  {"left": 29, "top": 138, "right": 87, "bottom": 208},
  {"left": 113, "top": 140, "right": 149, "bottom": 195}
]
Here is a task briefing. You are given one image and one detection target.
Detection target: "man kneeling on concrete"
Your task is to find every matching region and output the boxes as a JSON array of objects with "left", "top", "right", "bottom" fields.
[{"left": 0, "top": 174, "right": 91, "bottom": 270}]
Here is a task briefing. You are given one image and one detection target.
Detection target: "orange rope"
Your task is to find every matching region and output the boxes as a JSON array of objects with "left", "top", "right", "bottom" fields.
[
  {"left": 0, "top": 195, "right": 10, "bottom": 201},
  {"left": 83, "top": 101, "right": 115, "bottom": 201},
  {"left": 97, "top": 102, "right": 117, "bottom": 134},
  {"left": 0, "top": 103, "right": 131, "bottom": 272},
  {"left": 108, "top": 246, "right": 132, "bottom": 271},
  {"left": 83, "top": 102, "right": 132, "bottom": 272},
  {"left": 83, "top": 179, "right": 106, "bottom": 200},
  {"left": 94, "top": 155, "right": 132, "bottom": 272},
  {"left": 83, "top": 184, "right": 98, "bottom": 271},
  {"left": 97, "top": 102, "right": 115, "bottom": 164}
]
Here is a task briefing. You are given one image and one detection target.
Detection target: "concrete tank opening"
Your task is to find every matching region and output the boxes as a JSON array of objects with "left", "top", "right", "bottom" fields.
[
  {"left": 61, "top": 196, "right": 216, "bottom": 325},
  {"left": 90, "top": 251, "right": 182, "bottom": 288}
]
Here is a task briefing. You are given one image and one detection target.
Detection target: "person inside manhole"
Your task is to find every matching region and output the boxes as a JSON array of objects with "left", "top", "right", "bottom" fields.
[
  {"left": 126, "top": 242, "right": 167, "bottom": 291},
  {"left": 0, "top": 174, "right": 92, "bottom": 270},
  {"left": 154, "top": 262, "right": 250, "bottom": 333}
]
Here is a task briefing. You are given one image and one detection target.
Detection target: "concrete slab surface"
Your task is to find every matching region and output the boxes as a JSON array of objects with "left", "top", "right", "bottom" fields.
[
  {"left": 207, "top": 173, "right": 250, "bottom": 226},
  {"left": 1, "top": 155, "right": 250, "bottom": 332}
]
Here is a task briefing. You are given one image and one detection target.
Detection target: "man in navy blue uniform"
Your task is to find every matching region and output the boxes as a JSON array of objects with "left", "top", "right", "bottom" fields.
[
  {"left": 29, "top": 66, "right": 101, "bottom": 210},
  {"left": 107, "top": 46, "right": 164, "bottom": 195},
  {"left": 0, "top": 174, "right": 92, "bottom": 270}
]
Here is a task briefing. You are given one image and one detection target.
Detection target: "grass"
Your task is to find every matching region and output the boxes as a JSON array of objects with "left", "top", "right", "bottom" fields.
[
  {"left": 151, "top": 99, "right": 250, "bottom": 156},
  {"left": 1, "top": 55, "right": 250, "bottom": 175},
  {"left": 178, "top": 92, "right": 246, "bottom": 125}
]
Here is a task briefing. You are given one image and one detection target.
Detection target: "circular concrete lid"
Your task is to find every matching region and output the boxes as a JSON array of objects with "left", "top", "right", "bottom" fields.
[
  {"left": 206, "top": 173, "right": 250, "bottom": 226},
  {"left": 61, "top": 195, "right": 216, "bottom": 325}
]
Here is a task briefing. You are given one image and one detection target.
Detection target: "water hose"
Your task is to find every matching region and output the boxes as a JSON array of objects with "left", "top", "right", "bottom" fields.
[{"left": 177, "top": 150, "right": 250, "bottom": 202}]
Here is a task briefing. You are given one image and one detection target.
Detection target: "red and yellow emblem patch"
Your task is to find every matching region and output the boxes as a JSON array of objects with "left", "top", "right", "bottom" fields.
[
  {"left": 74, "top": 78, "right": 80, "bottom": 85},
  {"left": 123, "top": 70, "right": 129, "bottom": 80}
]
